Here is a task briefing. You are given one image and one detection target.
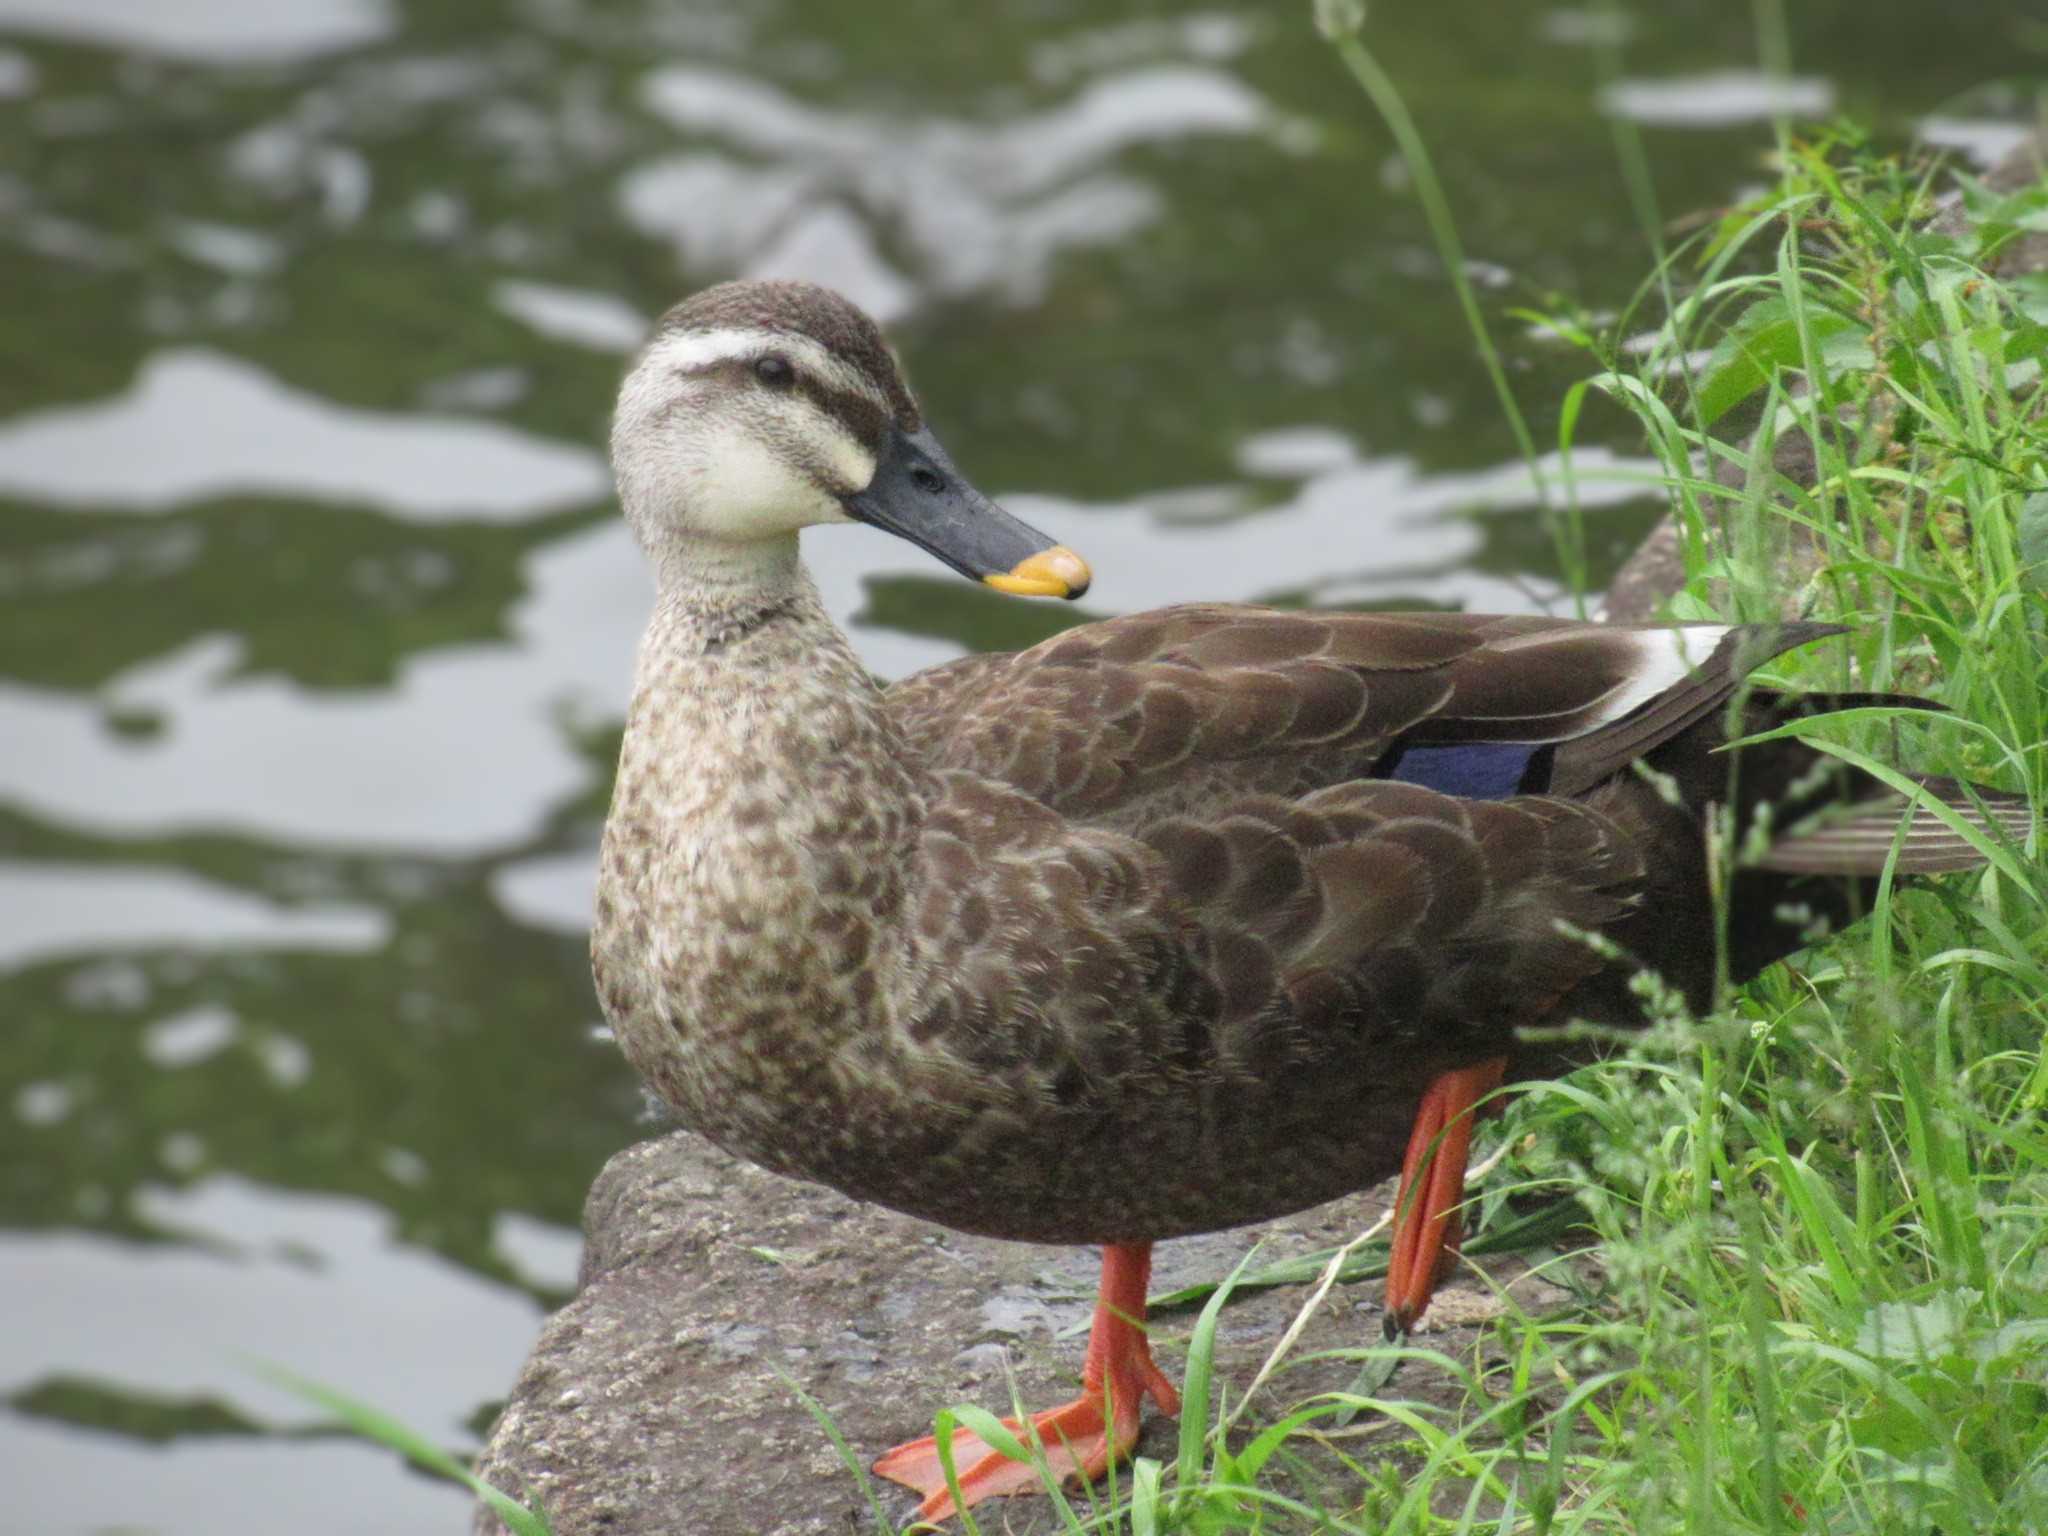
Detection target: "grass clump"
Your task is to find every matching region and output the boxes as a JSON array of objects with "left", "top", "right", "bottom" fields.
[{"left": 1461, "top": 124, "right": 2048, "bottom": 1534}]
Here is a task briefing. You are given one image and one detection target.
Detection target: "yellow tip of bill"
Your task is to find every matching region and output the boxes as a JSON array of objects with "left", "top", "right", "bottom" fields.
[{"left": 983, "top": 545, "right": 1092, "bottom": 600}]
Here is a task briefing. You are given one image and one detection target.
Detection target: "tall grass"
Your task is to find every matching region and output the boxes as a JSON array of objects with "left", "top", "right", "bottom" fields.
[{"left": 1463, "top": 122, "right": 2048, "bottom": 1533}]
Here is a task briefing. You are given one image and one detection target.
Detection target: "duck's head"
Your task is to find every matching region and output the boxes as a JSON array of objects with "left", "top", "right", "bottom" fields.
[{"left": 612, "top": 279, "right": 1089, "bottom": 600}]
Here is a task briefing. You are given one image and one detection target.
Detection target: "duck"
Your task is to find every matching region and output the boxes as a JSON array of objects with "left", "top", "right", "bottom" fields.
[{"left": 590, "top": 278, "right": 2027, "bottom": 1521}]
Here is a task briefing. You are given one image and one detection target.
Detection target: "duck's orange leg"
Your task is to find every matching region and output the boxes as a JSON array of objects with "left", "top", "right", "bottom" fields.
[
  {"left": 874, "top": 1241, "right": 1180, "bottom": 1521},
  {"left": 1385, "top": 1057, "right": 1507, "bottom": 1330}
]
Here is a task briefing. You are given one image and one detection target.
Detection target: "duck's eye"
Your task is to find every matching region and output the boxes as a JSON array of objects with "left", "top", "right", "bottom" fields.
[{"left": 753, "top": 354, "right": 796, "bottom": 389}]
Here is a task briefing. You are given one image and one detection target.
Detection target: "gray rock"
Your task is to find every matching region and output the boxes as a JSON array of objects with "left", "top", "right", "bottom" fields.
[{"left": 470, "top": 1130, "right": 1551, "bottom": 1535}]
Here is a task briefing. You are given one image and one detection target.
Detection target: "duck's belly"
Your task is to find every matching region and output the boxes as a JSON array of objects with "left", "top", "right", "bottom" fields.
[
  {"left": 671, "top": 1044, "right": 1457, "bottom": 1247},
  {"left": 592, "top": 774, "right": 1484, "bottom": 1243}
]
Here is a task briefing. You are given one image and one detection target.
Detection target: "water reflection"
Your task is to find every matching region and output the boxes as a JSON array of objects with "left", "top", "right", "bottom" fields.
[
  {"left": 0, "top": 396, "right": 1650, "bottom": 858},
  {"left": 5, "top": 1414, "right": 467, "bottom": 1534},
  {"left": 1599, "top": 70, "right": 1835, "bottom": 127},
  {"left": 2, "top": 1177, "right": 534, "bottom": 1533},
  {"left": 0, "top": 44, "right": 34, "bottom": 97},
  {"left": 6, "top": 1177, "right": 537, "bottom": 1425},
  {"left": 622, "top": 61, "right": 1274, "bottom": 319},
  {"left": 492, "top": 1208, "right": 584, "bottom": 1292},
  {"left": 0, "top": 0, "right": 393, "bottom": 62},
  {"left": 140, "top": 1004, "right": 241, "bottom": 1068},
  {"left": 0, "top": 861, "right": 387, "bottom": 969},
  {"left": 0, "top": 350, "right": 606, "bottom": 520},
  {"left": 1921, "top": 117, "right": 2038, "bottom": 168},
  {"left": 493, "top": 278, "right": 647, "bottom": 352},
  {"left": 0, "top": 622, "right": 599, "bottom": 848}
]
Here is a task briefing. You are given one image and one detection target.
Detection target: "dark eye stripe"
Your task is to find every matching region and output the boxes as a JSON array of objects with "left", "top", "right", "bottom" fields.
[
  {"left": 794, "top": 377, "right": 889, "bottom": 448},
  {"left": 677, "top": 353, "right": 893, "bottom": 448}
]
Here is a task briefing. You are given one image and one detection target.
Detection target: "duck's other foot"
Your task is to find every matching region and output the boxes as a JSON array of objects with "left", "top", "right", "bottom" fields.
[
  {"left": 1385, "top": 1057, "right": 1508, "bottom": 1330},
  {"left": 874, "top": 1241, "right": 1179, "bottom": 1521}
]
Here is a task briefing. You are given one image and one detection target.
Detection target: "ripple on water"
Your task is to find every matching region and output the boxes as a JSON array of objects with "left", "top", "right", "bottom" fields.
[
  {"left": 0, "top": 45, "right": 36, "bottom": 97},
  {"left": 620, "top": 63, "right": 1271, "bottom": 318},
  {"left": 140, "top": 1004, "right": 241, "bottom": 1068},
  {"left": 3, "top": 1412, "right": 466, "bottom": 1535},
  {"left": 1919, "top": 117, "right": 2038, "bottom": 170},
  {"left": 2, "top": 1176, "right": 543, "bottom": 1419},
  {"left": 1598, "top": 70, "right": 1836, "bottom": 129},
  {"left": 491, "top": 1209, "right": 584, "bottom": 1292},
  {"left": 492, "top": 278, "right": 649, "bottom": 353},
  {"left": 0, "top": 862, "right": 388, "bottom": 972},
  {"left": 0, "top": 0, "right": 395, "bottom": 63},
  {"left": 0, "top": 350, "right": 607, "bottom": 522},
  {"left": 2, "top": 1176, "right": 535, "bottom": 1533},
  {"left": 0, "top": 536, "right": 626, "bottom": 851}
]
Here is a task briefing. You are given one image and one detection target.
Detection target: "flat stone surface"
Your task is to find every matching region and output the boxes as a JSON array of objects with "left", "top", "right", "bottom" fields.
[{"left": 471, "top": 1129, "right": 1558, "bottom": 1536}]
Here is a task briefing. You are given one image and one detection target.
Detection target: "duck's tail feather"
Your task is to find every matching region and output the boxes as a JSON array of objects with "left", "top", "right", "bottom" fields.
[{"left": 1757, "top": 774, "right": 2035, "bottom": 875}]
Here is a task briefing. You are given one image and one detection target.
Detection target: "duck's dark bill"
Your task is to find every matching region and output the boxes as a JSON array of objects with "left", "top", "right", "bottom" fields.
[{"left": 841, "top": 424, "right": 1091, "bottom": 600}]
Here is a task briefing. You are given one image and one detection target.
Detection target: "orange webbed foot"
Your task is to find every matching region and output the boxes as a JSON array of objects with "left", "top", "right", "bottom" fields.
[
  {"left": 875, "top": 1242, "right": 1178, "bottom": 1521},
  {"left": 873, "top": 1387, "right": 1132, "bottom": 1518}
]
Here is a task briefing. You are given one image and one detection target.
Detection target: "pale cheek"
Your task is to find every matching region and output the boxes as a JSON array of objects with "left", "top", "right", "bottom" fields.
[
  {"left": 692, "top": 427, "right": 840, "bottom": 536},
  {"left": 819, "top": 435, "right": 878, "bottom": 505}
]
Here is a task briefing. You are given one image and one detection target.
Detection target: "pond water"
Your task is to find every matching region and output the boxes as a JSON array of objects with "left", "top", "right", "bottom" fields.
[{"left": 0, "top": 1, "right": 2033, "bottom": 1529}]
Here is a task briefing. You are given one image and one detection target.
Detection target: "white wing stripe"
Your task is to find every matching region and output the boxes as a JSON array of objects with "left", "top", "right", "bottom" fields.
[{"left": 1487, "top": 624, "right": 1736, "bottom": 734}]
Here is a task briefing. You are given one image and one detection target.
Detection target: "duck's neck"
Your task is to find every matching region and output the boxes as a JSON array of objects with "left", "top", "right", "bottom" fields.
[
  {"left": 595, "top": 535, "right": 925, "bottom": 1161},
  {"left": 645, "top": 532, "right": 807, "bottom": 641}
]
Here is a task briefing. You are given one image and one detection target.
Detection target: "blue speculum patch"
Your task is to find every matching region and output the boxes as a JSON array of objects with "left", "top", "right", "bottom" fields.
[{"left": 1381, "top": 741, "right": 1545, "bottom": 799}]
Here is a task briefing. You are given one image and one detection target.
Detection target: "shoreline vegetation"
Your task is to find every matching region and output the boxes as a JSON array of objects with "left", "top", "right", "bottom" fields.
[{"left": 306, "top": 15, "right": 2046, "bottom": 1536}]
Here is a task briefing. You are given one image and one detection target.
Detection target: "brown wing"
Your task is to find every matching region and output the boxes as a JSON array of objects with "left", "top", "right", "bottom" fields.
[
  {"left": 1134, "top": 779, "right": 1645, "bottom": 1065},
  {"left": 884, "top": 604, "right": 1841, "bottom": 824},
  {"left": 881, "top": 768, "right": 1646, "bottom": 1242}
]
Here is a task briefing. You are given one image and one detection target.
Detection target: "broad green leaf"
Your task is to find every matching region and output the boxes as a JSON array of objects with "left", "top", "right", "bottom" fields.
[
  {"left": 1856, "top": 1290, "right": 1978, "bottom": 1362},
  {"left": 1696, "top": 296, "right": 1864, "bottom": 426},
  {"left": 2017, "top": 490, "right": 2048, "bottom": 592}
]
